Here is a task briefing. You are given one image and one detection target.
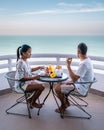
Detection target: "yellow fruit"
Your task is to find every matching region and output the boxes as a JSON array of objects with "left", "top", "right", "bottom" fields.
[
  {"left": 48, "top": 65, "right": 54, "bottom": 72},
  {"left": 50, "top": 72, "right": 57, "bottom": 78}
]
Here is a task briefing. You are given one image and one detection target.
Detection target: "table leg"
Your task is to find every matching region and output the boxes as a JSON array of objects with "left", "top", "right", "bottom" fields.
[
  {"left": 42, "top": 82, "right": 63, "bottom": 118},
  {"left": 43, "top": 82, "right": 52, "bottom": 104},
  {"left": 51, "top": 85, "right": 60, "bottom": 108},
  {"left": 51, "top": 83, "right": 63, "bottom": 118}
]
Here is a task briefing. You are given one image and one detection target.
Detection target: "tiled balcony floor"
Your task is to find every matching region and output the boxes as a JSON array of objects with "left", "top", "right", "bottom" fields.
[{"left": 0, "top": 87, "right": 104, "bottom": 130}]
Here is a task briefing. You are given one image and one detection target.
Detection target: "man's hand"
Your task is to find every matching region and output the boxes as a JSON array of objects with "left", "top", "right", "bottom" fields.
[{"left": 66, "top": 57, "right": 72, "bottom": 68}]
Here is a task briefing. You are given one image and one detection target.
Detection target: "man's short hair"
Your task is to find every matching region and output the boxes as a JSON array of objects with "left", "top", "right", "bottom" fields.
[{"left": 78, "top": 43, "right": 87, "bottom": 55}]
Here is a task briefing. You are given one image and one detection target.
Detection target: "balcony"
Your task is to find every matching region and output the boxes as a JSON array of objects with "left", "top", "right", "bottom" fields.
[{"left": 0, "top": 53, "right": 104, "bottom": 130}]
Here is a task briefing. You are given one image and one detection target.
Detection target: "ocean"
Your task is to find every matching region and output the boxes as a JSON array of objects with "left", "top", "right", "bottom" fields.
[{"left": 0, "top": 35, "right": 104, "bottom": 56}]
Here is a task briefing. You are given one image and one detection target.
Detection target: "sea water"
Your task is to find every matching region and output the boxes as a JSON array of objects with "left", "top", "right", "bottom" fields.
[{"left": 0, "top": 35, "right": 104, "bottom": 56}]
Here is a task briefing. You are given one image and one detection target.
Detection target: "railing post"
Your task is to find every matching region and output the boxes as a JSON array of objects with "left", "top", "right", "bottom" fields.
[
  {"left": 56, "top": 57, "right": 60, "bottom": 65},
  {"left": 8, "top": 58, "right": 12, "bottom": 71}
]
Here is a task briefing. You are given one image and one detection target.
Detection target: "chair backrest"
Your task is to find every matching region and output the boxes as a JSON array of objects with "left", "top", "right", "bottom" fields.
[
  {"left": 5, "top": 71, "right": 16, "bottom": 89},
  {"left": 5, "top": 71, "right": 25, "bottom": 94},
  {"left": 66, "top": 77, "right": 97, "bottom": 97},
  {"left": 73, "top": 77, "right": 97, "bottom": 97},
  {"left": 5, "top": 71, "right": 24, "bottom": 93}
]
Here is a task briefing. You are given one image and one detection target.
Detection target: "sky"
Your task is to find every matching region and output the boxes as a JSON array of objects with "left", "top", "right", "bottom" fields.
[{"left": 0, "top": 0, "right": 104, "bottom": 35}]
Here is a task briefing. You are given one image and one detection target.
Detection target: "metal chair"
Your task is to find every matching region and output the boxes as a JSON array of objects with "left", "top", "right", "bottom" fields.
[
  {"left": 5, "top": 71, "right": 33, "bottom": 118},
  {"left": 61, "top": 78, "right": 97, "bottom": 119}
]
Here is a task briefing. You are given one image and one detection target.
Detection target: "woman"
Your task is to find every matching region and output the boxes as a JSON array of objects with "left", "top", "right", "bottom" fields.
[{"left": 15, "top": 44, "right": 45, "bottom": 109}]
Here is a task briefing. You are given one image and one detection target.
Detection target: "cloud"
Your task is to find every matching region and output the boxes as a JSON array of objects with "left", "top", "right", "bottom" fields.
[
  {"left": 16, "top": 2, "right": 104, "bottom": 16},
  {"left": 20, "top": 10, "right": 59, "bottom": 15},
  {"left": 57, "top": 2, "right": 104, "bottom": 8},
  {"left": 57, "top": 2, "right": 85, "bottom": 7},
  {"left": 19, "top": 7, "right": 104, "bottom": 16}
]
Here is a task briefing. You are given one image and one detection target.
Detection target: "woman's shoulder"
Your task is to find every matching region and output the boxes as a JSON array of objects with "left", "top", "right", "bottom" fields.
[
  {"left": 18, "top": 59, "right": 26, "bottom": 63},
  {"left": 17, "top": 59, "right": 26, "bottom": 67},
  {"left": 17, "top": 59, "right": 23, "bottom": 63}
]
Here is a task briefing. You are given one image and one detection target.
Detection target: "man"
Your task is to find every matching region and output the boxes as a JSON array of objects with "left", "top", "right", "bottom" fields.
[{"left": 55, "top": 43, "right": 95, "bottom": 113}]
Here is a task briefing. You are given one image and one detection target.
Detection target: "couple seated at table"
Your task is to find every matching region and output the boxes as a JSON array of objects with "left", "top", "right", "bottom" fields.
[{"left": 14, "top": 43, "right": 95, "bottom": 112}]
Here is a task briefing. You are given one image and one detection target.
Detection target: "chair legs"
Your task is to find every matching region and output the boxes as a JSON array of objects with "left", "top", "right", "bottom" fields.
[
  {"left": 5, "top": 94, "right": 32, "bottom": 118},
  {"left": 61, "top": 95, "right": 92, "bottom": 119},
  {"left": 71, "top": 94, "right": 88, "bottom": 107},
  {"left": 37, "top": 98, "right": 41, "bottom": 116},
  {"left": 5, "top": 93, "right": 42, "bottom": 118},
  {"left": 25, "top": 93, "right": 32, "bottom": 118}
]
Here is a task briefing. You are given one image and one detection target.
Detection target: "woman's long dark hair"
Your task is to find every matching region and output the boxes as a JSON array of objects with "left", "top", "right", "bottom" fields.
[{"left": 16, "top": 44, "right": 31, "bottom": 61}]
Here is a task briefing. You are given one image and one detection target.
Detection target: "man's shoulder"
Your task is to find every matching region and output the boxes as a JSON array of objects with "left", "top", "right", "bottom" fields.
[{"left": 82, "top": 57, "right": 92, "bottom": 64}]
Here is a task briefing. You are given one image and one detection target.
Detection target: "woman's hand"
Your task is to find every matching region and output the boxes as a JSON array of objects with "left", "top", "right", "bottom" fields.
[
  {"left": 33, "top": 75, "right": 40, "bottom": 80},
  {"left": 31, "top": 66, "right": 45, "bottom": 72},
  {"left": 38, "top": 66, "right": 45, "bottom": 70},
  {"left": 35, "top": 75, "right": 40, "bottom": 79}
]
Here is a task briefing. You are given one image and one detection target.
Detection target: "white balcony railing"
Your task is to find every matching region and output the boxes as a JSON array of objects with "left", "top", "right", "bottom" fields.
[{"left": 0, "top": 53, "right": 104, "bottom": 74}]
